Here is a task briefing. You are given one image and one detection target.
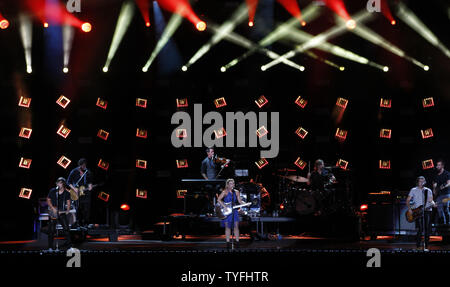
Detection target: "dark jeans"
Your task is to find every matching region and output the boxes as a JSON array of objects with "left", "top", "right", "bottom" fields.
[
  {"left": 416, "top": 211, "right": 432, "bottom": 248},
  {"left": 48, "top": 214, "right": 71, "bottom": 249},
  {"left": 78, "top": 198, "right": 91, "bottom": 226}
]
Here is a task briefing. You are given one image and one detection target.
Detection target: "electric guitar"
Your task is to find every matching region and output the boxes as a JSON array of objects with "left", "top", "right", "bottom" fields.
[
  {"left": 48, "top": 208, "right": 71, "bottom": 220},
  {"left": 215, "top": 202, "right": 252, "bottom": 220},
  {"left": 69, "top": 184, "right": 99, "bottom": 201},
  {"left": 405, "top": 201, "right": 436, "bottom": 223}
]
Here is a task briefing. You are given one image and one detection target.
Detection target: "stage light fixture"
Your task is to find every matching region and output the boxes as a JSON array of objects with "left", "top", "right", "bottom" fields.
[
  {"left": 391, "top": 20, "right": 396, "bottom": 25},
  {"left": 335, "top": 128, "right": 348, "bottom": 141},
  {"left": 295, "top": 96, "right": 307, "bottom": 108},
  {"left": 20, "top": 14, "right": 33, "bottom": 75},
  {"left": 56, "top": 95, "right": 71, "bottom": 109},
  {"left": 57, "top": 125, "right": 71, "bottom": 138},
  {"left": 18, "top": 96, "right": 32, "bottom": 108},
  {"left": 214, "top": 97, "right": 227, "bottom": 108},
  {"left": 336, "top": 159, "right": 349, "bottom": 170},
  {"left": 81, "top": 22, "right": 92, "bottom": 33},
  {"left": 63, "top": 67, "right": 69, "bottom": 73},
  {"left": 383, "top": 66, "right": 389, "bottom": 72},
  {"left": 103, "top": 67, "right": 108, "bottom": 73},
  {"left": 380, "top": 98, "right": 392, "bottom": 108},
  {"left": 214, "top": 128, "right": 227, "bottom": 139},
  {"left": 136, "top": 98, "right": 148, "bottom": 108},
  {"left": 19, "top": 157, "right": 32, "bottom": 169},
  {"left": 181, "top": 65, "right": 188, "bottom": 72},
  {"left": 176, "top": 129, "right": 187, "bottom": 138},
  {"left": 98, "top": 159, "right": 110, "bottom": 171},
  {"left": 97, "top": 129, "right": 110, "bottom": 141},
  {"left": 19, "top": 127, "right": 32, "bottom": 139},
  {"left": 19, "top": 188, "right": 32, "bottom": 199},
  {"left": 346, "top": 19, "right": 356, "bottom": 30},
  {"left": 96, "top": 98, "right": 108, "bottom": 110},
  {"left": 136, "top": 128, "right": 148, "bottom": 139},
  {"left": 380, "top": 129, "right": 392, "bottom": 139},
  {"left": 248, "top": 21, "right": 254, "bottom": 27},
  {"left": 336, "top": 97, "right": 348, "bottom": 109},
  {"left": 196, "top": 21, "right": 206, "bottom": 31},
  {"left": 26, "top": 67, "right": 32, "bottom": 74},
  {"left": 136, "top": 189, "right": 148, "bottom": 199},
  {"left": 176, "top": 98, "right": 188, "bottom": 108},
  {"left": 44, "top": 22, "right": 49, "bottom": 28},
  {"left": 176, "top": 159, "right": 189, "bottom": 168},
  {"left": 339, "top": 66, "right": 345, "bottom": 71},
  {"left": 255, "top": 158, "right": 269, "bottom": 169},
  {"left": 424, "top": 65, "right": 430, "bottom": 71},
  {"left": 422, "top": 159, "right": 434, "bottom": 170},
  {"left": 422, "top": 97, "right": 434, "bottom": 108},
  {"left": 98, "top": 192, "right": 110, "bottom": 202},
  {"left": 256, "top": 126, "right": 268, "bottom": 138},
  {"left": 57, "top": 156, "right": 72, "bottom": 169},
  {"left": 120, "top": 204, "right": 130, "bottom": 211},
  {"left": 255, "top": 95, "right": 268, "bottom": 108},
  {"left": 177, "top": 190, "right": 187, "bottom": 199},
  {"left": 146, "top": 22, "right": 151, "bottom": 27},
  {"left": 294, "top": 157, "right": 307, "bottom": 170},
  {"left": 220, "top": 67, "right": 226, "bottom": 72},
  {"left": 379, "top": 160, "right": 391, "bottom": 169},
  {"left": 0, "top": 19, "right": 9, "bottom": 29},
  {"left": 360, "top": 204, "right": 368, "bottom": 211},
  {"left": 136, "top": 159, "right": 148, "bottom": 169},
  {"left": 421, "top": 128, "right": 433, "bottom": 139},
  {"left": 295, "top": 127, "right": 308, "bottom": 139}
]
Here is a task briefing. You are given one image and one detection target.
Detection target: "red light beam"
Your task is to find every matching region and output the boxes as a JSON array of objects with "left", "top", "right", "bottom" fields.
[{"left": 136, "top": 0, "right": 151, "bottom": 27}]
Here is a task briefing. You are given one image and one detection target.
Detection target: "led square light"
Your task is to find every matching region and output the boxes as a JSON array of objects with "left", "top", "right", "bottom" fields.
[
  {"left": 379, "top": 160, "right": 391, "bottom": 169},
  {"left": 57, "top": 155, "right": 71, "bottom": 169},
  {"left": 18, "top": 96, "right": 32, "bottom": 108},
  {"left": 177, "top": 189, "right": 187, "bottom": 199},
  {"left": 98, "top": 191, "right": 110, "bottom": 202},
  {"left": 136, "top": 159, "right": 147, "bottom": 169},
  {"left": 256, "top": 126, "right": 268, "bottom": 138},
  {"left": 19, "top": 188, "right": 32, "bottom": 199},
  {"left": 422, "top": 97, "right": 434, "bottom": 108},
  {"left": 19, "top": 157, "right": 32, "bottom": 169},
  {"left": 176, "top": 159, "right": 189, "bottom": 168},
  {"left": 136, "top": 128, "right": 148, "bottom": 139},
  {"left": 136, "top": 189, "right": 148, "bottom": 199},
  {"left": 295, "top": 127, "right": 308, "bottom": 139},
  {"left": 57, "top": 125, "right": 71, "bottom": 138},
  {"left": 294, "top": 157, "right": 307, "bottom": 170},
  {"left": 255, "top": 95, "right": 268, "bottom": 108},
  {"left": 214, "top": 128, "right": 227, "bottom": 139},
  {"left": 380, "top": 129, "right": 392, "bottom": 139},
  {"left": 98, "top": 159, "right": 109, "bottom": 170},
  {"left": 19, "top": 127, "right": 32, "bottom": 139},
  {"left": 335, "top": 128, "right": 348, "bottom": 141},
  {"left": 336, "top": 97, "right": 348, "bottom": 109},
  {"left": 97, "top": 129, "right": 109, "bottom": 140},
  {"left": 421, "top": 128, "right": 433, "bottom": 139},
  {"left": 56, "top": 95, "right": 71, "bottom": 109},
  {"left": 336, "top": 159, "right": 349, "bottom": 170},
  {"left": 255, "top": 158, "right": 268, "bottom": 169},
  {"left": 176, "top": 129, "right": 187, "bottom": 138},
  {"left": 380, "top": 98, "right": 392, "bottom": 108},
  {"left": 136, "top": 98, "right": 148, "bottom": 108},
  {"left": 295, "top": 96, "right": 307, "bottom": 108},
  {"left": 176, "top": 98, "right": 188, "bottom": 108},
  {"left": 96, "top": 98, "right": 108, "bottom": 110},
  {"left": 214, "top": 97, "right": 227, "bottom": 108},
  {"left": 422, "top": 159, "right": 434, "bottom": 170}
]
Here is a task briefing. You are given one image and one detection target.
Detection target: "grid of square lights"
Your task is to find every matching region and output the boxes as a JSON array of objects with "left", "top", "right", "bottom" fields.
[
  {"left": 255, "top": 95, "right": 268, "bottom": 108},
  {"left": 136, "top": 159, "right": 147, "bottom": 169},
  {"left": 255, "top": 158, "right": 268, "bottom": 169},
  {"left": 214, "top": 128, "right": 227, "bottom": 139},
  {"left": 136, "top": 189, "right": 148, "bottom": 199},
  {"left": 19, "top": 127, "right": 32, "bottom": 139},
  {"left": 379, "top": 160, "right": 391, "bottom": 169},
  {"left": 18, "top": 96, "right": 32, "bottom": 108},
  {"left": 56, "top": 95, "right": 71, "bottom": 109},
  {"left": 176, "top": 159, "right": 189, "bottom": 168},
  {"left": 57, "top": 155, "right": 71, "bottom": 169},
  {"left": 96, "top": 98, "right": 108, "bottom": 110},
  {"left": 336, "top": 97, "right": 348, "bottom": 109},
  {"left": 214, "top": 97, "right": 227, "bottom": 108},
  {"left": 57, "top": 124, "right": 71, "bottom": 138},
  {"left": 421, "top": 128, "right": 433, "bottom": 139},
  {"left": 422, "top": 159, "right": 434, "bottom": 170},
  {"left": 380, "top": 128, "right": 392, "bottom": 139},
  {"left": 98, "top": 159, "right": 109, "bottom": 170},
  {"left": 256, "top": 126, "right": 268, "bottom": 138},
  {"left": 176, "top": 98, "right": 188, "bottom": 108},
  {"left": 97, "top": 129, "right": 109, "bottom": 140},
  {"left": 98, "top": 191, "right": 110, "bottom": 202},
  {"left": 136, "top": 98, "right": 148, "bottom": 108},
  {"left": 295, "top": 127, "right": 308, "bottom": 139},
  {"left": 19, "top": 157, "right": 32, "bottom": 169},
  {"left": 380, "top": 98, "right": 392, "bottom": 108},
  {"left": 295, "top": 96, "right": 307, "bottom": 108},
  {"left": 336, "top": 159, "right": 349, "bottom": 170},
  {"left": 19, "top": 188, "right": 32, "bottom": 199},
  {"left": 294, "top": 157, "right": 307, "bottom": 170},
  {"left": 136, "top": 128, "right": 148, "bottom": 139}
]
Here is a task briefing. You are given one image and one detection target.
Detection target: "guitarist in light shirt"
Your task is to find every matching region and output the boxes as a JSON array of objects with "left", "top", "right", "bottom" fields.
[{"left": 406, "top": 176, "right": 435, "bottom": 251}]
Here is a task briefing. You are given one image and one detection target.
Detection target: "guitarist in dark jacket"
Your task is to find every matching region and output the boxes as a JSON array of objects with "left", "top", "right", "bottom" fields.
[
  {"left": 67, "top": 158, "right": 93, "bottom": 227},
  {"left": 406, "top": 176, "right": 434, "bottom": 251},
  {"left": 433, "top": 160, "right": 450, "bottom": 225},
  {"left": 47, "top": 177, "right": 72, "bottom": 250}
]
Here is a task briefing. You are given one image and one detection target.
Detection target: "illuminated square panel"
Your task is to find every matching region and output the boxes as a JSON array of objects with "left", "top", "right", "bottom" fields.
[
  {"left": 421, "top": 128, "right": 433, "bottom": 139},
  {"left": 176, "top": 98, "right": 188, "bottom": 108},
  {"left": 380, "top": 129, "right": 392, "bottom": 139},
  {"left": 177, "top": 190, "right": 187, "bottom": 199},
  {"left": 295, "top": 127, "right": 308, "bottom": 139},
  {"left": 136, "top": 98, "right": 148, "bottom": 108},
  {"left": 136, "top": 128, "right": 148, "bottom": 139},
  {"left": 19, "top": 127, "right": 32, "bottom": 139},
  {"left": 136, "top": 189, "right": 148, "bottom": 199},
  {"left": 295, "top": 96, "right": 307, "bottom": 108},
  {"left": 422, "top": 159, "right": 434, "bottom": 170},
  {"left": 18, "top": 96, "right": 31, "bottom": 108},
  {"left": 422, "top": 97, "right": 434, "bottom": 108},
  {"left": 19, "top": 188, "right": 32, "bottom": 199},
  {"left": 214, "top": 128, "right": 227, "bottom": 139},
  {"left": 98, "top": 159, "right": 109, "bottom": 170},
  {"left": 336, "top": 159, "right": 349, "bottom": 170},
  {"left": 136, "top": 159, "right": 147, "bottom": 169},
  {"left": 379, "top": 160, "right": 391, "bottom": 169},
  {"left": 97, "top": 129, "right": 109, "bottom": 140},
  {"left": 214, "top": 97, "right": 227, "bottom": 108},
  {"left": 294, "top": 157, "right": 307, "bottom": 170},
  {"left": 256, "top": 126, "right": 268, "bottom": 138},
  {"left": 19, "top": 157, "right": 32, "bottom": 169},
  {"left": 255, "top": 95, "right": 268, "bottom": 108},
  {"left": 336, "top": 97, "right": 348, "bottom": 109},
  {"left": 335, "top": 128, "right": 348, "bottom": 141},
  {"left": 176, "top": 159, "right": 189, "bottom": 168},
  {"left": 380, "top": 98, "right": 392, "bottom": 108},
  {"left": 98, "top": 191, "right": 110, "bottom": 202},
  {"left": 56, "top": 95, "right": 70, "bottom": 109},
  {"left": 176, "top": 129, "right": 187, "bottom": 138},
  {"left": 57, "top": 155, "right": 71, "bottom": 169},
  {"left": 96, "top": 98, "right": 108, "bottom": 109},
  {"left": 255, "top": 158, "right": 268, "bottom": 169},
  {"left": 57, "top": 125, "right": 71, "bottom": 138}
]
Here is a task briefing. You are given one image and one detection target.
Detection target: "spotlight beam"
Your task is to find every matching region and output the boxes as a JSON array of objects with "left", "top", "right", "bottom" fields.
[
  {"left": 19, "top": 13, "right": 33, "bottom": 73},
  {"left": 143, "top": 7, "right": 183, "bottom": 72},
  {"left": 223, "top": 4, "right": 321, "bottom": 70},
  {"left": 261, "top": 10, "right": 374, "bottom": 71},
  {"left": 184, "top": 3, "right": 248, "bottom": 68},
  {"left": 396, "top": 2, "right": 450, "bottom": 58},
  {"left": 63, "top": 25, "right": 74, "bottom": 72},
  {"left": 104, "top": 1, "right": 135, "bottom": 71},
  {"left": 335, "top": 16, "right": 428, "bottom": 69}
]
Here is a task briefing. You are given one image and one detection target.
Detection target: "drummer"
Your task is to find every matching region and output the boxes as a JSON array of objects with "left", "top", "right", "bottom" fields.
[{"left": 307, "top": 159, "right": 336, "bottom": 215}]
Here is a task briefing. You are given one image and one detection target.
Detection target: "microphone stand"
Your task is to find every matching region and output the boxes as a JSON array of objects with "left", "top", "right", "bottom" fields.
[
  {"left": 422, "top": 188, "right": 427, "bottom": 250},
  {"left": 231, "top": 188, "right": 235, "bottom": 251},
  {"left": 55, "top": 188, "right": 59, "bottom": 251}
]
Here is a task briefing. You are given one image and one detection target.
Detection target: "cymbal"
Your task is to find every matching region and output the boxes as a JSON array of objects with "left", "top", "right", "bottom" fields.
[{"left": 279, "top": 175, "right": 309, "bottom": 183}]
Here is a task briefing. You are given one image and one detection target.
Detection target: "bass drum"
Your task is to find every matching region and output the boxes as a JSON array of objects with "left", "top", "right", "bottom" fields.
[{"left": 295, "top": 190, "right": 316, "bottom": 215}]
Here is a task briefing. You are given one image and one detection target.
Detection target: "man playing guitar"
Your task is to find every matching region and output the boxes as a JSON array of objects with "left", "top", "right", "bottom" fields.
[
  {"left": 47, "top": 177, "right": 72, "bottom": 250},
  {"left": 433, "top": 159, "right": 450, "bottom": 225},
  {"left": 67, "top": 158, "right": 93, "bottom": 227}
]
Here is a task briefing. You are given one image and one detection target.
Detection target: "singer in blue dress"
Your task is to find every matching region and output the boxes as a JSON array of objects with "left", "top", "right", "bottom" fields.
[{"left": 217, "top": 178, "right": 245, "bottom": 248}]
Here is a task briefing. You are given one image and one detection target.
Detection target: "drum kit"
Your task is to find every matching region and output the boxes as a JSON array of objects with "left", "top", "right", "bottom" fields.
[{"left": 276, "top": 167, "right": 338, "bottom": 216}]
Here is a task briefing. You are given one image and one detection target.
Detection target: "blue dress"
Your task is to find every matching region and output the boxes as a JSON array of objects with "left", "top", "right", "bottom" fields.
[{"left": 221, "top": 191, "right": 239, "bottom": 228}]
